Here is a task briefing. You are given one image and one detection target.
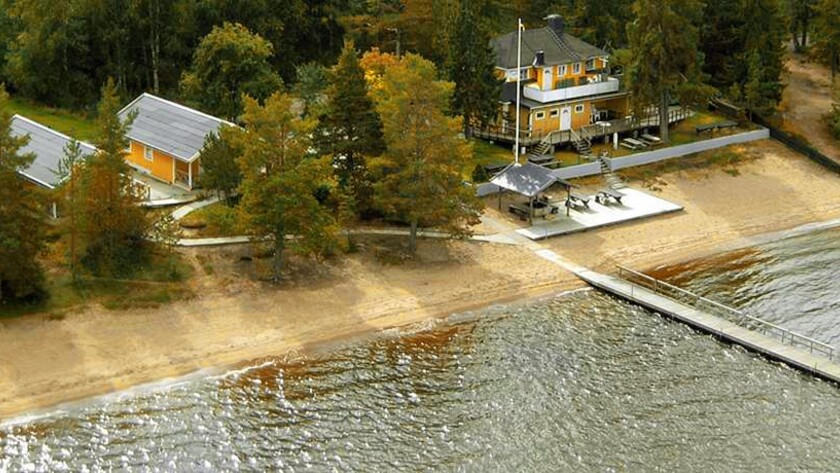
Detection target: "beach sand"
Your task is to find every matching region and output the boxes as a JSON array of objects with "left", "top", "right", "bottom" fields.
[{"left": 1, "top": 139, "right": 838, "bottom": 419}]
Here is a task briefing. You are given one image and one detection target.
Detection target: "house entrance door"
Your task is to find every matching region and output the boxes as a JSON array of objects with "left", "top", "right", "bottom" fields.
[
  {"left": 560, "top": 106, "right": 572, "bottom": 131},
  {"left": 543, "top": 67, "right": 553, "bottom": 91}
]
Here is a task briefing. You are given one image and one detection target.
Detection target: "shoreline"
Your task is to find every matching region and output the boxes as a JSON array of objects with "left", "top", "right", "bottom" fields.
[{"left": 1, "top": 139, "right": 839, "bottom": 422}]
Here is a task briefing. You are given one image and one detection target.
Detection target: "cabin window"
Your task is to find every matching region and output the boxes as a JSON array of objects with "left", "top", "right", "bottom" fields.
[
  {"left": 535, "top": 111, "right": 546, "bottom": 120},
  {"left": 586, "top": 59, "right": 596, "bottom": 71},
  {"left": 550, "top": 109, "right": 559, "bottom": 118},
  {"left": 559, "top": 65, "right": 567, "bottom": 76},
  {"left": 574, "top": 104, "right": 585, "bottom": 114},
  {"left": 573, "top": 63, "right": 581, "bottom": 74},
  {"left": 144, "top": 145, "right": 153, "bottom": 161}
]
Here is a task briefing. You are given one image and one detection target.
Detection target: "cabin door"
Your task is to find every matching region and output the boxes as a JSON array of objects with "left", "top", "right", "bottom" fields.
[
  {"left": 542, "top": 67, "right": 553, "bottom": 91},
  {"left": 560, "top": 106, "right": 572, "bottom": 131}
]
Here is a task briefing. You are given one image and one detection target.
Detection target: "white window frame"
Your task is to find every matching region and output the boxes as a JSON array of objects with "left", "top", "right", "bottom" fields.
[
  {"left": 559, "top": 65, "right": 567, "bottom": 76},
  {"left": 573, "top": 62, "right": 581, "bottom": 74},
  {"left": 535, "top": 111, "right": 546, "bottom": 120},
  {"left": 549, "top": 109, "right": 559, "bottom": 118},
  {"left": 144, "top": 145, "right": 154, "bottom": 161},
  {"left": 574, "top": 104, "right": 585, "bottom": 114}
]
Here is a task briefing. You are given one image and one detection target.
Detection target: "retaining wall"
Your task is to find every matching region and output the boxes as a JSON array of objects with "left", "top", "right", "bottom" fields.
[{"left": 474, "top": 128, "right": 770, "bottom": 196}]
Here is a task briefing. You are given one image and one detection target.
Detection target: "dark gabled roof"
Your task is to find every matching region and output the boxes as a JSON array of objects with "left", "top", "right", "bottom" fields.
[
  {"left": 491, "top": 161, "right": 567, "bottom": 197},
  {"left": 10, "top": 115, "right": 97, "bottom": 189},
  {"left": 118, "top": 93, "right": 234, "bottom": 163},
  {"left": 492, "top": 27, "right": 608, "bottom": 70}
]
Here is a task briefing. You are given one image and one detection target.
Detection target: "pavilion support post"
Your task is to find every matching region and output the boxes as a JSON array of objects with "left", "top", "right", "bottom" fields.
[
  {"left": 529, "top": 197, "right": 533, "bottom": 223},
  {"left": 566, "top": 186, "right": 571, "bottom": 216}
]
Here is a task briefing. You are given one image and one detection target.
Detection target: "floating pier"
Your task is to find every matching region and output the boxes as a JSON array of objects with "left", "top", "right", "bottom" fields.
[{"left": 576, "top": 266, "right": 840, "bottom": 384}]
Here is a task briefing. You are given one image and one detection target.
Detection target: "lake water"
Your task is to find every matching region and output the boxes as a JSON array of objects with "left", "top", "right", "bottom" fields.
[{"left": 1, "top": 228, "right": 838, "bottom": 472}]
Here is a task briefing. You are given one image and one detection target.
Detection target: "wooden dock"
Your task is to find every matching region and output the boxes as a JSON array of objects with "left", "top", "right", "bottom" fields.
[{"left": 576, "top": 267, "right": 840, "bottom": 384}]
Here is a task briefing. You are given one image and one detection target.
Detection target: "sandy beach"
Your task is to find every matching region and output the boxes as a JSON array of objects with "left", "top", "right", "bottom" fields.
[{"left": 1, "top": 139, "right": 839, "bottom": 420}]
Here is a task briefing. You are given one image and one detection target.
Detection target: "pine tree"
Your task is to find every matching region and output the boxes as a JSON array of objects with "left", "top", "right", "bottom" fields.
[
  {"left": 813, "top": 0, "right": 840, "bottom": 78},
  {"left": 294, "top": 62, "right": 328, "bottom": 118},
  {"left": 741, "top": 0, "right": 787, "bottom": 109},
  {"left": 238, "top": 93, "right": 340, "bottom": 282},
  {"left": 627, "top": 0, "right": 712, "bottom": 142},
  {"left": 446, "top": 0, "right": 503, "bottom": 138},
  {"left": 0, "top": 85, "right": 46, "bottom": 302},
  {"left": 78, "top": 79, "right": 148, "bottom": 276},
  {"left": 787, "top": 0, "right": 815, "bottom": 52},
  {"left": 565, "top": 0, "right": 634, "bottom": 49},
  {"left": 372, "top": 54, "right": 483, "bottom": 253},
  {"left": 319, "top": 39, "right": 385, "bottom": 214},
  {"left": 744, "top": 50, "right": 764, "bottom": 121},
  {"left": 199, "top": 127, "right": 242, "bottom": 206},
  {"left": 55, "top": 139, "right": 86, "bottom": 282}
]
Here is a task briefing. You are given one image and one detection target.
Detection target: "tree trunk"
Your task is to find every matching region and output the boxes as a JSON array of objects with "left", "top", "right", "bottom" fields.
[
  {"left": 659, "top": 92, "right": 670, "bottom": 143},
  {"left": 150, "top": 0, "right": 161, "bottom": 94},
  {"left": 409, "top": 219, "right": 418, "bottom": 254},
  {"left": 272, "top": 236, "right": 285, "bottom": 282}
]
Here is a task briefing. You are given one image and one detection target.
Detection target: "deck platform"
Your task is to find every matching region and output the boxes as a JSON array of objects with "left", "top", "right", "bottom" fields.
[
  {"left": 576, "top": 268, "right": 840, "bottom": 384},
  {"left": 516, "top": 188, "right": 683, "bottom": 240}
]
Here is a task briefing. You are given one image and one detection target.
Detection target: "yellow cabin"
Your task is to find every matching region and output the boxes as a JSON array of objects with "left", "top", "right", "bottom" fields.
[
  {"left": 118, "top": 94, "right": 234, "bottom": 189},
  {"left": 482, "top": 14, "right": 632, "bottom": 146}
]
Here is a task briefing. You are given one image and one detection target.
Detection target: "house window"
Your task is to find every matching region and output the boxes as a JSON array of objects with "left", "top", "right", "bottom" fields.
[
  {"left": 144, "top": 145, "right": 153, "bottom": 161},
  {"left": 559, "top": 65, "right": 567, "bottom": 76},
  {"left": 586, "top": 59, "right": 596, "bottom": 71},
  {"left": 573, "top": 63, "right": 581, "bottom": 74},
  {"left": 550, "top": 109, "right": 559, "bottom": 118},
  {"left": 535, "top": 111, "right": 546, "bottom": 120},
  {"left": 574, "top": 104, "right": 585, "bottom": 114}
]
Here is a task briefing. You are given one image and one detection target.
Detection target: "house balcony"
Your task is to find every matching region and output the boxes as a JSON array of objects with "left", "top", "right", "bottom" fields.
[{"left": 524, "top": 76, "right": 621, "bottom": 103}]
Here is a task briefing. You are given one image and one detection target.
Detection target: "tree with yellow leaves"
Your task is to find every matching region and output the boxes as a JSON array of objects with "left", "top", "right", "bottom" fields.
[{"left": 371, "top": 54, "right": 482, "bottom": 253}]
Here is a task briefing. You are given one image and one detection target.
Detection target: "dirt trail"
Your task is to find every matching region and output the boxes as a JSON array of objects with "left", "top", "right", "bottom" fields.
[{"left": 779, "top": 55, "right": 840, "bottom": 164}]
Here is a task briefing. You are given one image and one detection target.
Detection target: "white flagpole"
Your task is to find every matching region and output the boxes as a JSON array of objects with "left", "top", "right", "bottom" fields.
[{"left": 515, "top": 18, "right": 523, "bottom": 165}]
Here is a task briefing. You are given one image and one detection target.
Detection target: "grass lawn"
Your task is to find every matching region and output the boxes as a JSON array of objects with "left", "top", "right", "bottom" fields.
[
  {"left": 0, "top": 244, "right": 195, "bottom": 319},
  {"left": 7, "top": 96, "right": 98, "bottom": 142},
  {"left": 468, "top": 139, "right": 513, "bottom": 179},
  {"left": 178, "top": 201, "right": 241, "bottom": 238}
]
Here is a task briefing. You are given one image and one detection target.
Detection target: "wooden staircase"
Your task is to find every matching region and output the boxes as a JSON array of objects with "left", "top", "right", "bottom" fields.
[
  {"left": 525, "top": 133, "right": 554, "bottom": 163},
  {"left": 598, "top": 152, "right": 626, "bottom": 189},
  {"left": 570, "top": 129, "right": 593, "bottom": 160}
]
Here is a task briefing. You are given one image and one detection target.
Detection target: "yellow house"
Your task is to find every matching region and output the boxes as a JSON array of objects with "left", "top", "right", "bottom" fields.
[
  {"left": 118, "top": 93, "right": 234, "bottom": 189},
  {"left": 482, "top": 14, "right": 631, "bottom": 146}
]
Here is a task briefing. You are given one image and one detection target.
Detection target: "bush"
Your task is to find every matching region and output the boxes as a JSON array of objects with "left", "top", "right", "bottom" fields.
[
  {"left": 471, "top": 163, "right": 490, "bottom": 183},
  {"left": 828, "top": 103, "right": 840, "bottom": 140}
]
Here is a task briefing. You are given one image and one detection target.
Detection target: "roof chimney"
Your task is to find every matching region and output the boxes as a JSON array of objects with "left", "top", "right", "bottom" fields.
[
  {"left": 545, "top": 14, "right": 565, "bottom": 37},
  {"left": 534, "top": 50, "right": 545, "bottom": 66}
]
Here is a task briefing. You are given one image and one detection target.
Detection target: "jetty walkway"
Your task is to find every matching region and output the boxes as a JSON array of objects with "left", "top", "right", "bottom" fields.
[{"left": 576, "top": 266, "right": 840, "bottom": 384}]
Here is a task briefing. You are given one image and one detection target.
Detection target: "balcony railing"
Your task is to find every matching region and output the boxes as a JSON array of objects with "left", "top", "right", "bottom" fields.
[{"left": 524, "top": 76, "right": 621, "bottom": 103}]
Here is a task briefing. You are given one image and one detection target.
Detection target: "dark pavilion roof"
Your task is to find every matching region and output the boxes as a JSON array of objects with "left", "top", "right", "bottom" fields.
[{"left": 490, "top": 162, "right": 571, "bottom": 197}]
